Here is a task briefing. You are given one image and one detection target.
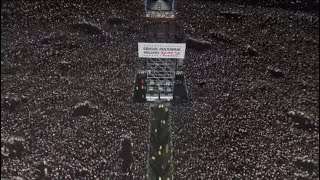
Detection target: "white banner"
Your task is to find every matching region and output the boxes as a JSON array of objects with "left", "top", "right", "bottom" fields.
[{"left": 138, "top": 43, "right": 186, "bottom": 59}]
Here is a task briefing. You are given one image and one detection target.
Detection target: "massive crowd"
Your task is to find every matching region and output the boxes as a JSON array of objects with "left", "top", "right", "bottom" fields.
[
  {"left": 1, "top": 0, "right": 319, "bottom": 179},
  {"left": 171, "top": 49, "right": 319, "bottom": 179},
  {"left": 1, "top": 12, "right": 149, "bottom": 178}
]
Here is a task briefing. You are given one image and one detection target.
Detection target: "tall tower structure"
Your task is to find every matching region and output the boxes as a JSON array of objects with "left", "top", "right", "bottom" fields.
[{"left": 134, "top": 0, "right": 188, "bottom": 102}]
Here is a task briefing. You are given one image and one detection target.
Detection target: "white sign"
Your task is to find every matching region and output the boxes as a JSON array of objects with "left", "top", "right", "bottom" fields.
[{"left": 138, "top": 43, "right": 186, "bottom": 59}]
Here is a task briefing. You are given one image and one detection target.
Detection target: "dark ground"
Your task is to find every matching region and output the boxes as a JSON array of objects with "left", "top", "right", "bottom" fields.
[{"left": 1, "top": 0, "right": 319, "bottom": 179}]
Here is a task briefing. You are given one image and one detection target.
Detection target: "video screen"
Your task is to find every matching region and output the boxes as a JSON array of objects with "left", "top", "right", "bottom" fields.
[{"left": 146, "top": 0, "right": 174, "bottom": 11}]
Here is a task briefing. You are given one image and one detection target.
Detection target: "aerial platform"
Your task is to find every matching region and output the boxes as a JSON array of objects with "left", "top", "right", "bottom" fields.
[{"left": 133, "top": 69, "right": 188, "bottom": 103}]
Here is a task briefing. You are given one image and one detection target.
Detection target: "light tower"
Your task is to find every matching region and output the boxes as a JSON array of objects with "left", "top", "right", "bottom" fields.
[{"left": 134, "top": 0, "right": 188, "bottom": 103}]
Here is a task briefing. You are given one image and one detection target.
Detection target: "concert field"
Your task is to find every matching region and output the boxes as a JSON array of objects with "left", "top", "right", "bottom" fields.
[{"left": 1, "top": 0, "right": 319, "bottom": 179}]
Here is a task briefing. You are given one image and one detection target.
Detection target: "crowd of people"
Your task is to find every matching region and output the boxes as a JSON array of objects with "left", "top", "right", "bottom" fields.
[
  {"left": 1, "top": 1, "right": 148, "bottom": 178},
  {"left": 1, "top": 0, "right": 319, "bottom": 179},
  {"left": 171, "top": 48, "right": 319, "bottom": 179}
]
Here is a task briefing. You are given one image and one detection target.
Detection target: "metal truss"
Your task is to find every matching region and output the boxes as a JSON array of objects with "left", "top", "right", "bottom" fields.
[{"left": 146, "top": 58, "right": 177, "bottom": 94}]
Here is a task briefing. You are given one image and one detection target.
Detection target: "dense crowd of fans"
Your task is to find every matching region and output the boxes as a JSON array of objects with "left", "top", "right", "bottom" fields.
[
  {"left": 1, "top": 0, "right": 319, "bottom": 179},
  {"left": 1, "top": 7, "right": 149, "bottom": 178},
  {"left": 1, "top": 65, "right": 150, "bottom": 179},
  {"left": 171, "top": 49, "right": 319, "bottom": 179},
  {"left": 171, "top": 1, "right": 318, "bottom": 179}
]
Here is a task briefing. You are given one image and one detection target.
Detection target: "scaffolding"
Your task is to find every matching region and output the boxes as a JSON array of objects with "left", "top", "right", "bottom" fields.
[
  {"left": 134, "top": 1, "right": 187, "bottom": 103},
  {"left": 145, "top": 58, "right": 179, "bottom": 101}
]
